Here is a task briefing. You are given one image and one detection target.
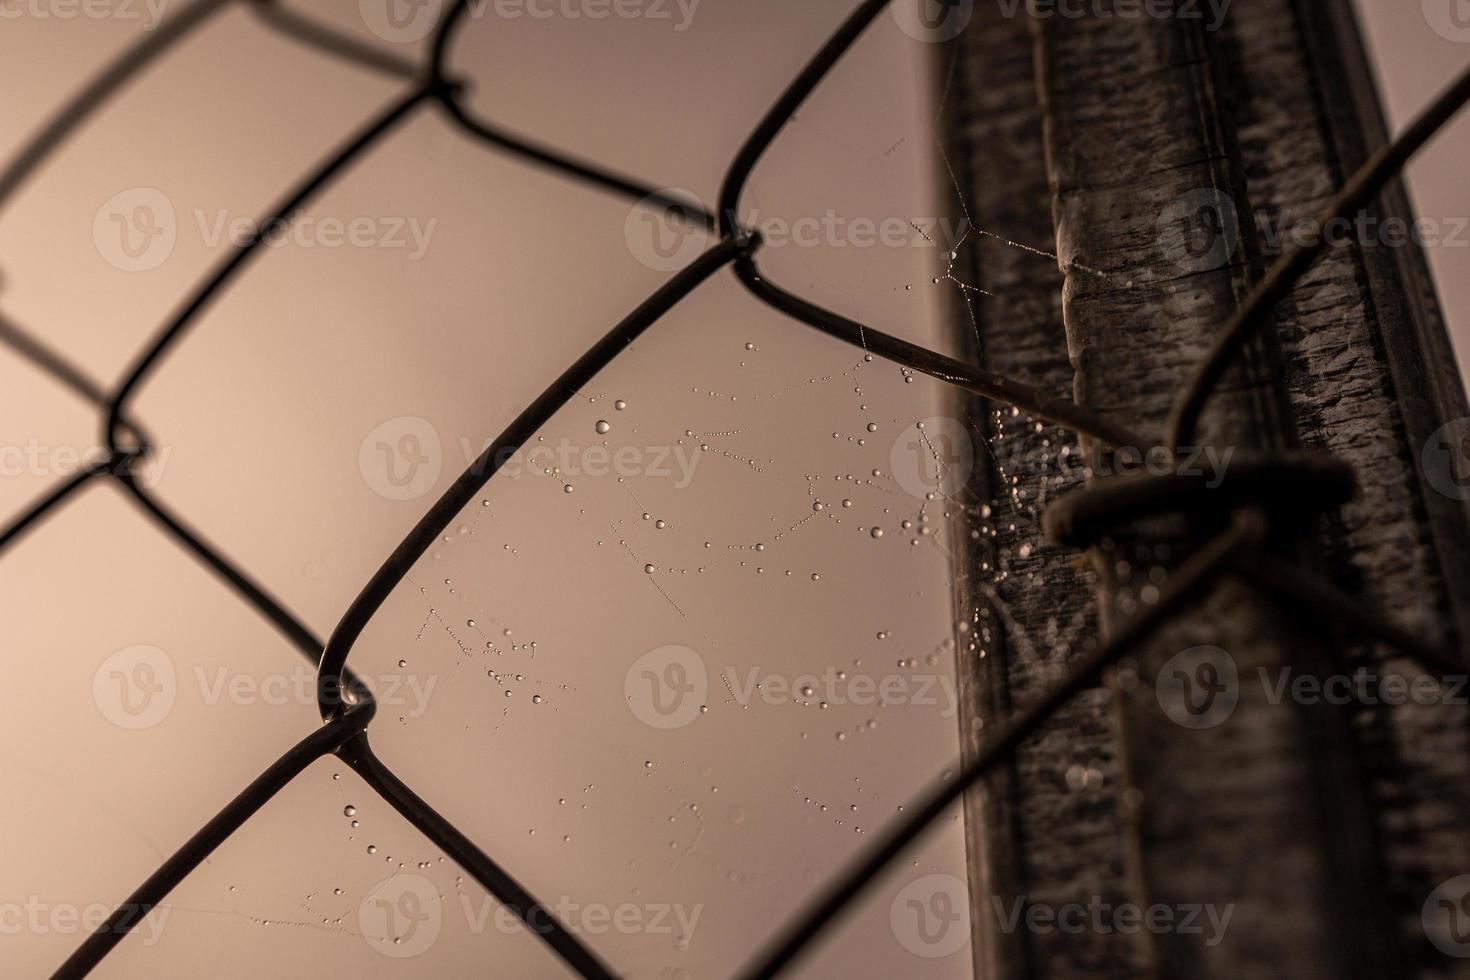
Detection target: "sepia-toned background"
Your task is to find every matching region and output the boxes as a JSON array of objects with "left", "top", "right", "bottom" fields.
[{"left": 0, "top": 1, "right": 1466, "bottom": 977}]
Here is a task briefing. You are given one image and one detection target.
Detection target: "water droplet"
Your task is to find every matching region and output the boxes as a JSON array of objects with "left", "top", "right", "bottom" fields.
[
  {"left": 532, "top": 694, "right": 544, "bottom": 704},
  {"left": 644, "top": 563, "right": 656, "bottom": 574},
  {"left": 870, "top": 527, "right": 884, "bottom": 539},
  {"left": 343, "top": 805, "right": 356, "bottom": 817},
  {"left": 397, "top": 659, "right": 407, "bottom": 668},
  {"left": 595, "top": 420, "right": 611, "bottom": 434},
  {"left": 614, "top": 399, "right": 627, "bottom": 411},
  {"left": 367, "top": 845, "right": 377, "bottom": 854}
]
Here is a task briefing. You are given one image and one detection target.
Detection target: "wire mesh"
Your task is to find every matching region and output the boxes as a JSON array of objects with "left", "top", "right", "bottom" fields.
[{"left": 1, "top": 0, "right": 1467, "bottom": 977}]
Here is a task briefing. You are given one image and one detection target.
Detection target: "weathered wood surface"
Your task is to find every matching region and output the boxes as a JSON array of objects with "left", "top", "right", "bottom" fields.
[{"left": 944, "top": 1, "right": 1470, "bottom": 977}]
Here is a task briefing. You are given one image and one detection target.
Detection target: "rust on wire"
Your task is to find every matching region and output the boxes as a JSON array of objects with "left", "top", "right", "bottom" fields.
[{"left": 0, "top": 0, "right": 1465, "bottom": 977}]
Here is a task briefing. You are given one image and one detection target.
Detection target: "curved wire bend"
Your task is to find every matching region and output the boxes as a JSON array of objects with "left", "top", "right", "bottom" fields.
[
  {"left": 9, "top": 0, "right": 1470, "bottom": 978},
  {"left": 316, "top": 235, "right": 752, "bottom": 719}
]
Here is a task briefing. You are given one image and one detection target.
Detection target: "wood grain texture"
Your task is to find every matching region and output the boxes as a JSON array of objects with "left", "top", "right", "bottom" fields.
[{"left": 944, "top": 1, "right": 1470, "bottom": 977}]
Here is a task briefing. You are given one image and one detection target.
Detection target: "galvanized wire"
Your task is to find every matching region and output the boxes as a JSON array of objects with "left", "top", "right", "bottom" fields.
[{"left": 1, "top": 1, "right": 1466, "bottom": 977}]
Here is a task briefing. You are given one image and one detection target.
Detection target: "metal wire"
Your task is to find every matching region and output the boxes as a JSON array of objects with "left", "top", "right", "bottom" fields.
[{"left": 1, "top": 1, "right": 1466, "bottom": 977}]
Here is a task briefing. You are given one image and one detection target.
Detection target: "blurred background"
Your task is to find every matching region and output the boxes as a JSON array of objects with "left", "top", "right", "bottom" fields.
[
  {"left": 0, "top": 1, "right": 970, "bottom": 977},
  {"left": 0, "top": 1, "right": 1466, "bottom": 977}
]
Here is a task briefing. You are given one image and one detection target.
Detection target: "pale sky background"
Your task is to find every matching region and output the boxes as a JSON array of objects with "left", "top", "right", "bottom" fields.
[
  {"left": 0, "top": 3, "right": 1466, "bottom": 979},
  {"left": 0, "top": 2, "right": 971, "bottom": 978},
  {"left": 1354, "top": 0, "right": 1470, "bottom": 384}
]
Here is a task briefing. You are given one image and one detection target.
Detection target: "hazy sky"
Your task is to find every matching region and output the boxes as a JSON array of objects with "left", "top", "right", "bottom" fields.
[
  {"left": 1, "top": 3, "right": 1464, "bottom": 979},
  {"left": 0, "top": 2, "right": 971, "bottom": 978}
]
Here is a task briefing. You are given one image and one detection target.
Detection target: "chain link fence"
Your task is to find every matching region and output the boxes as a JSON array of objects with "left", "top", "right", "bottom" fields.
[{"left": 2, "top": 0, "right": 1468, "bottom": 977}]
